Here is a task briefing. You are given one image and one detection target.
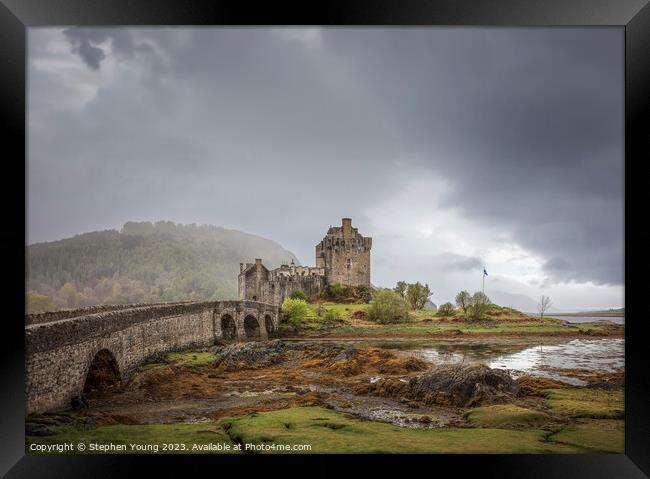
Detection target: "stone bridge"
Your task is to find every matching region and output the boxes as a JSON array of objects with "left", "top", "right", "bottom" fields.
[{"left": 25, "top": 300, "right": 280, "bottom": 415}]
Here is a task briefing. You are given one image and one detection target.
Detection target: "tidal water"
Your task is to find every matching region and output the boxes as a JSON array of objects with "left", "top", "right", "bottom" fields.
[
  {"left": 362, "top": 337, "right": 624, "bottom": 386},
  {"left": 524, "top": 314, "right": 625, "bottom": 325}
]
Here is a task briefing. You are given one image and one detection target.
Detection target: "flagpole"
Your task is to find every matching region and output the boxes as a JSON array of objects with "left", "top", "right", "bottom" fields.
[{"left": 482, "top": 271, "right": 485, "bottom": 294}]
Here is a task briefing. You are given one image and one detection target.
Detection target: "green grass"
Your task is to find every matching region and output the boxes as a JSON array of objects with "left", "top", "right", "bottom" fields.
[
  {"left": 138, "top": 362, "right": 166, "bottom": 372},
  {"left": 542, "top": 388, "right": 624, "bottom": 419},
  {"left": 316, "top": 303, "right": 371, "bottom": 316},
  {"left": 464, "top": 405, "right": 550, "bottom": 427},
  {"left": 277, "top": 301, "right": 621, "bottom": 338},
  {"left": 326, "top": 321, "right": 588, "bottom": 336},
  {"left": 221, "top": 406, "right": 581, "bottom": 454},
  {"left": 28, "top": 406, "right": 623, "bottom": 454},
  {"left": 165, "top": 352, "right": 217, "bottom": 367},
  {"left": 548, "top": 420, "right": 624, "bottom": 453},
  {"left": 27, "top": 423, "right": 235, "bottom": 454}
]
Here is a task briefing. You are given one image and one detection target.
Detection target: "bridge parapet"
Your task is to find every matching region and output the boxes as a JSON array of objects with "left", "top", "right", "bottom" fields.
[{"left": 25, "top": 300, "right": 202, "bottom": 326}]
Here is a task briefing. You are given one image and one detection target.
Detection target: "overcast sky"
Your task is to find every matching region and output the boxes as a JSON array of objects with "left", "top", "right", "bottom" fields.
[{"left": 27, "top": 27, "right": 624, "bottom": 311}]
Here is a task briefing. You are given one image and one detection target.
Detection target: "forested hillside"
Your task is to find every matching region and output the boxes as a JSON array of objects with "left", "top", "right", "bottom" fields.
[{"left": 26, "top": 221, "right": 298, "bottom": 313}]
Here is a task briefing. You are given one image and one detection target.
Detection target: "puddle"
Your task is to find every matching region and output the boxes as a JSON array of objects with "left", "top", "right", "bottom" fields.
[
  {"left": 361, "top": 407, "right": 442, "bottom": 428},
  {"left": 184, "top": 416, "right": 213, "bottom": 424},
  {"left": 228, "top": 389, "right": 297, "bottom": 398}
]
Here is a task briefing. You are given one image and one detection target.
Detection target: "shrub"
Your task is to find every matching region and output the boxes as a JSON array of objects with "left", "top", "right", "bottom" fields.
[
  {"left": 281, "top": 298, "right": 311, "bottom": 329},
  {"left": 289, "top": 290, "right": 308, "bottom": 301},
  {"left": 455, "top": 291, "right": 471, "bottom": 314},
  {"left": 437, "top": 302, "right": 455, "bottom": 317},
  {"left": 467, "top": 292, "right": 491, "bottom": 321},
  {"left": 322, "top": 309, "right": 342, "bottom": 324},
  {"left": 367, "top": 289, "right": 411, "bottom": 324},
  {"left": 355, "top": 285, "right": 372, "bottom": 303},
  {"left": 328, "top": 283, "right": 349, "bottom": 302}
]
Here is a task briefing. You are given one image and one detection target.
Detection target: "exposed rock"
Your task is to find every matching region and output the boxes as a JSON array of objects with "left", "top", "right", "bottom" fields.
[
  {"left": 25, "top": 422, "right": 57, "bottom": 437},
  {"left": 212, "top": 340, "right": 291, "bottom": 370},
  {"left": 359, "top": 364, "right": 519, "bottom": 408},
  {"left": 409, "top": 364, "right": 519, "bottom": 407}
]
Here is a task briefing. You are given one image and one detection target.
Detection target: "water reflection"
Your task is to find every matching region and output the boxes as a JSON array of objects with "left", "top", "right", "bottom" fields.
[{"left": 367, "top": 338, "right": 624, "bottom": 386}]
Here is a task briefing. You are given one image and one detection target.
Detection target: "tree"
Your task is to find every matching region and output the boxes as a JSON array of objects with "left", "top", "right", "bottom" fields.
[
  {"left": 289, "top": 290, "right": 308, "bottom": 301},
  {"left": 59, "top": 282, "right": 78, "bottom": 309},
  {"left": 25, "top": 292, "right": 55, "bottom": 313},
  {"left": 281, "top": 298, "right": 311, "bottom": 330},
  {"left": 406, "top": 282, "right": 432, "bottom": 310},
  {"left": 437, "top": 302, "right": 455, "bottom": 317},
  {"left": 367, "top": 289, "right": 411, "bottom": 324},
  {"left": 394, "top": 281, "right": 408, "bottom": 298},
  {"left": 468, "top": 291, "right": 491, "bottom": 321},
  {"left": 455, "top": 290, "right": 471, "bottom": 314},
  {"left": 537, "top": 295, "right": 552, "bottom": 319}
]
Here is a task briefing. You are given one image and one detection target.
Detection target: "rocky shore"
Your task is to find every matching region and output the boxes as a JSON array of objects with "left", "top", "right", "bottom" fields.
[{"left": 26, "top": 337, "right": 624, "bottom": 453}]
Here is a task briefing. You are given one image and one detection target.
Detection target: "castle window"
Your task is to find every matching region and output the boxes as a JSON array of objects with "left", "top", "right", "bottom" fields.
[{"left": 346, "top": 258, "right": 351, "bottom": 269}]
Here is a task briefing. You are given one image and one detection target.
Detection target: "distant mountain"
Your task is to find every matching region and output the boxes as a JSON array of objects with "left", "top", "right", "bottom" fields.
[
  {"left": 424, "top": 300, "right": 437, "bottom": 311},
  {"left": 485, "top": 290, "right": 539, "bottom": 313},
  {"left": 26, "top": 221, "right": 299, "bottom": 312},
  {"left": 551, "top": 308, "right": 625, "bottom": 317}
]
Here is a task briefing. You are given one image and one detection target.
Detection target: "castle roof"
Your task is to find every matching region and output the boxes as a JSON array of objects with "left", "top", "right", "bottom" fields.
[{"left": 239, "top": 262, "right": 269, "bottom": 277}]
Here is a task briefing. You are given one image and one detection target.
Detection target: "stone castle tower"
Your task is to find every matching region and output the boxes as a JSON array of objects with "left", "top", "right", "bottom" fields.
[{"left": 316, "top": 218, "right": 372, "bottom": 287}]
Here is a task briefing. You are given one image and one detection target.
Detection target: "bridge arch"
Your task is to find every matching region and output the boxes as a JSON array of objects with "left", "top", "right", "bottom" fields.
[
  {"left": 83, "top": 348, "right": 121, "bottom": 396},
  {"left": 244, "top": 314, "right": 261, "bottom": 339},
  {"left": 220, "top": 314, "right": 237, "bottom": 341}
]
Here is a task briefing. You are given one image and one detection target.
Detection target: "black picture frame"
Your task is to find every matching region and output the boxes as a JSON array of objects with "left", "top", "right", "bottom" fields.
[{"left": 2, "top": 0, "right": 648, "bottom": 476}]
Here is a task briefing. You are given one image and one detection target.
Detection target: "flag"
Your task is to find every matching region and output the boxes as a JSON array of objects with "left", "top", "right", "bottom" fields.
[{"left": 483, "top": 268, "right": 488, "bottom": 276}]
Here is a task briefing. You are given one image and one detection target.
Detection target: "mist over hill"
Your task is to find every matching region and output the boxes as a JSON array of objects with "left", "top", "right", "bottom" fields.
[{"left": 26, "top": 221, "right": 299, "bottom": 312}]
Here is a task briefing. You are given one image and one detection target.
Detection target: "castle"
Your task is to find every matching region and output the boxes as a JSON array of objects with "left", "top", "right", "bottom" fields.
[{"left": 238, "top": 218, "right": 372, "bottom": 305}]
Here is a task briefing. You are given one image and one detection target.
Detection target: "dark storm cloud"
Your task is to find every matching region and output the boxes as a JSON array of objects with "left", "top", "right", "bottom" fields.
[
  {"left": 63, "top": 28, "right": 153, "bottom": 69},
  {"left": 28, "top": 27, "right": 623, "bottom": 289},
  {"left": 63, "top": 28, "right": 107, "bottom": 70},
  {"left": 319, "top": 28, "right": 623, "bottom": 285}
]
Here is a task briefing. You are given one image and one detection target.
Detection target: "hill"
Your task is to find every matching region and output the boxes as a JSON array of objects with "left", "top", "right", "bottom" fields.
[
  {"left": 26, "top": 221, "right": 298, "bottom": 313},
  {"left": 485, "top": 290, "right": 539, "bottom": 313}
]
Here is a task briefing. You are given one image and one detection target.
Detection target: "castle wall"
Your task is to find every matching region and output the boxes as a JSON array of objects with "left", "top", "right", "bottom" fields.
[
  {"left": 239, "top": 259, "right": 268, "bottom": 301},
  {"left": 261, "top": 275, "right": 325, "bottom": 305}
]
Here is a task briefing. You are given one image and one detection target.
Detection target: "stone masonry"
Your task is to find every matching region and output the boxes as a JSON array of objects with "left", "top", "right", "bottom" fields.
[{"left": 25, "top": 300, "right": 279, "bottom": 414}]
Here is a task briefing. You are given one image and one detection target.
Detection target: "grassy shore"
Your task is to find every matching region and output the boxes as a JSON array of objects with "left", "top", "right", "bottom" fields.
[
  {"left": 278, "top": 302, "right": 623, "bottom": 339},
  {"left": 25, "top": 301, "right": 623, "bottom": 455},
  {"left": 27, "top": 402, "right": 623, "bottom": 454},
  {"left": 26, "top": 347, "right": 625, "bottom": 455}
]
